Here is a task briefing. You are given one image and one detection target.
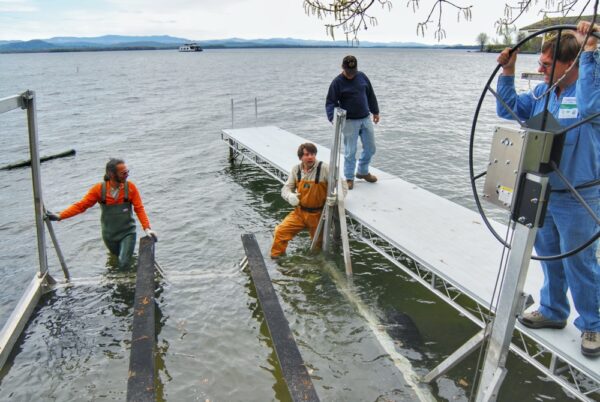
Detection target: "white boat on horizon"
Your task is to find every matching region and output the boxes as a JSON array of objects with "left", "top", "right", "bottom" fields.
[{"left": 178, "top": 43, "right": 203, "bottom": 52}]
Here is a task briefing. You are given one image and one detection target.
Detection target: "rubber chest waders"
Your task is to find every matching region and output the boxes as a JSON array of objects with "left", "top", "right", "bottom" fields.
[
  {"left": 271, "top": 162, "right": 327, "bottom": 257},
  {"left": 296, "top": 161, "right": 327, "bottom": 211},
  {"left": 100, "top": 181, "right": 136, "bottom": 268}
]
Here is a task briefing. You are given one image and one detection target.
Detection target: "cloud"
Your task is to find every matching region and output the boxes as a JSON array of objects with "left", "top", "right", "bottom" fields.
[
  {"left": 105, "top": 0, "right": 244, "bottom": 14},
  {"left": 0, "top": 0, "right": 37, "bottom": 12}
]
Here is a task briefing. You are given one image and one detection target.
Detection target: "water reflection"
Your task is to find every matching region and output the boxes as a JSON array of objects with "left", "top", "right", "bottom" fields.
[{"left": 244, "top": 276, "right": 291, "bottom": 401}]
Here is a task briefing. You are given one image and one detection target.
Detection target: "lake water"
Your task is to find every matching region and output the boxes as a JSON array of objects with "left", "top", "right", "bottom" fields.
[{"left": 0, "top": 48, "right": 576, "bottom": 401}]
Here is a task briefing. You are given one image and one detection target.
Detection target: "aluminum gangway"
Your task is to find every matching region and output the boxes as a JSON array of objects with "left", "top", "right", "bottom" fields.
[{"left": 221, "top": 125, "right": 600, "bottom": 401}]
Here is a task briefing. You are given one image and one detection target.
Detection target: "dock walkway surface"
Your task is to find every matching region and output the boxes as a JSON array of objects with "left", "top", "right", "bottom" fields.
[{"left": 222, "top": 126, "right": 599, "bottom": 400}]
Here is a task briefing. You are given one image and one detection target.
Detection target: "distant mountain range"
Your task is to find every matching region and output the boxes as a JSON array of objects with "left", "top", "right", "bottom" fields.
[{"left": 0, "top": 35, "right": 476, "bottom": 53}]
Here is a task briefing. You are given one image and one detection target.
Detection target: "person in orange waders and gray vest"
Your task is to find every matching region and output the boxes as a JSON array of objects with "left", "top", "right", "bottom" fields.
[
  {"left": 46, "top": 158, "right": 157, "bottom": 269},
  {"left": 270, "top": 143, "right": 347, "bottom": 259}
]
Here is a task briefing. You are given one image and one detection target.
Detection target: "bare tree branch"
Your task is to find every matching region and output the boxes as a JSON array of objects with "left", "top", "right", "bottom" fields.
[
  {"left": 304, "top": 0, "right": 388, "bottom": 44},
  {"left": 304, "top": 0, "right": 592, "bottom": 43},
  {"left": 303, "top": 0, "right": 471, "bottom": 42},
  {"left": 496, "top": 0, "right": 591, "bottom": 35},
  {"left": 411, "top": 0, "right": 472, "bottom": 41}
]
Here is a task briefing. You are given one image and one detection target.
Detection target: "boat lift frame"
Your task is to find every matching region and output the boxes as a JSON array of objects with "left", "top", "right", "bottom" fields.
[
  {"left": 220, "top": 130, "right": 599, "bottom": 401},
  {"left": 310, "top": 108, "right": 352, "bottom": 276},
  {"left": 0, "top": 91, "right": 68, "bottom": 370}
]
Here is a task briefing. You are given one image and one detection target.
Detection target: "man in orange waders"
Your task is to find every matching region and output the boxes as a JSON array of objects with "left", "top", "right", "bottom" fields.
[
  {"left": 46, "top": 158, "right": 157, "bottom": 269},
  {"left": 270, "top": 143, "right": 345, "bottom": 258}
]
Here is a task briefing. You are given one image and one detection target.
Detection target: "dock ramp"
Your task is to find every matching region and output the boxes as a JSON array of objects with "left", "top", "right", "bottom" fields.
[{"left": 222, "top": 126, "right": 600, "bottom": 401}]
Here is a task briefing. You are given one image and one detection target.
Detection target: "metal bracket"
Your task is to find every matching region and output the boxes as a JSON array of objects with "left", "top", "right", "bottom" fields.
[{"left": 512, "top": 172, "right": 550, "bottom": 228}]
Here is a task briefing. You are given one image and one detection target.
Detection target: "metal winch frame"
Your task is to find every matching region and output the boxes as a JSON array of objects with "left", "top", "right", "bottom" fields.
[{"left": 449, "top": 23, "right": 600, "bottom": 401}]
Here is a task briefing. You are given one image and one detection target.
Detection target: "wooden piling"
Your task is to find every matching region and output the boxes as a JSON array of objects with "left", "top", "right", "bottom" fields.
[
  {"left": 241, "top": 233, "right": 319, "bottom": 402},
  {"left": 126, "top": 236, "right": 156, "bottom": 402}
]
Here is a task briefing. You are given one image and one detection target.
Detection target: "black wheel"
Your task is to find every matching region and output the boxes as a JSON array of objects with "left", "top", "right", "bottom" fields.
[{"left": 469, "top": 24, "right": 600, "bottom": 261}]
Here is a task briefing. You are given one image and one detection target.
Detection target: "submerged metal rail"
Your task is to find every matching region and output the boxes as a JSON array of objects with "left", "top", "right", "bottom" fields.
[
  {"left": 127, "top": 236, "right": 157, "bottom": 402},
  {"left": 222, "top": 132, "right": 600, "bottom": 401},
  {"left": 241, "top": 234, "right": 319, "bottom": 402}
]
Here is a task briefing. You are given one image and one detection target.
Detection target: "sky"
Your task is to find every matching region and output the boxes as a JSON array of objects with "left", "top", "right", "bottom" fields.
[{"left": 0, "top": 0, "right": 593, "bottom": 45}]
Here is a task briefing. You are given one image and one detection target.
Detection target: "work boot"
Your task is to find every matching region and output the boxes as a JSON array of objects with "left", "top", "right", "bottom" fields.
[
  {"left": 346, "top": 180, "right": 354, "bottom": 190},
  {"left": 581, "top": 331, "right": 600, "bottom": 357},
  {"left": 518, "top": 310, "right": 566, "bottom": 329},
  {"left": 356, "top": 172, "right": 378, "bottom": 183}
]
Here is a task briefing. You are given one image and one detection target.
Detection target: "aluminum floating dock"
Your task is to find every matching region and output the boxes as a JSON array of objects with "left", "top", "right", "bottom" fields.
[{"left": 222, "top": 126, "right": 600, "bottom": 401}]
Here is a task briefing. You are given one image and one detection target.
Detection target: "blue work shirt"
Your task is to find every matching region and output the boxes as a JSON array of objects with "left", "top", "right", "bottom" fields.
[
  {"left": 496, "top": 51, "right": 600, "bottom": 190},
  {"left": 326, "top": 71, "right": 379, "bottom": 122}
]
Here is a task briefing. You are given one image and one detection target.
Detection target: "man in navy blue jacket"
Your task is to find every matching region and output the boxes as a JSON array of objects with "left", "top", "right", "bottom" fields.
[{"left": 326, "top": 55, "right": 380, "bottom": 190}]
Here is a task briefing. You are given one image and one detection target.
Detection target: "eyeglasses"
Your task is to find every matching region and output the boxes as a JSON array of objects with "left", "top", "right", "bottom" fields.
[
  {"left": 118, "top": 170, "right": 129, "bottom": 176},
  {"left": 538, "top": 60, "right": 553, "bottom": 70}
]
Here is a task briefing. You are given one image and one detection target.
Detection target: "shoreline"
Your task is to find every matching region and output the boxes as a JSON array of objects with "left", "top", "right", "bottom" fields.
[{"left": 0, "top": 44, "right": 481, "bottom": 54}]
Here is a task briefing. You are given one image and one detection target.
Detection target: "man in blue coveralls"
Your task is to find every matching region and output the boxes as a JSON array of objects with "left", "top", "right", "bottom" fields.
[
  {"left": 496, "top": 21, "right": 600, "bottom": 357},
  {"left": 326, "top": 55, "right": 380, "bottom": 190}
]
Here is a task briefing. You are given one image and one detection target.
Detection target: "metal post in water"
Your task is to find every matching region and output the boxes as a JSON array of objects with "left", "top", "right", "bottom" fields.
[
  {"left": 254, "top": 97, "right": 258, "bottom": 126},
  {"left": 231, "top": 98, "right": 234, "bottom": 128},
  {"left": 24, "top": 90, "right": 50, "bottom": 278},
  {"left": 322, "top": 108, "right": 346, "bottom": 252},
  {"left": 475, "top": 173, "right": 548, "bottom": 402},
  {"left": 228, "top": 137, "right": 235, "bottom": 163},
  {"left": 336, "top": 178, "right": 352, "bottom": 276}
]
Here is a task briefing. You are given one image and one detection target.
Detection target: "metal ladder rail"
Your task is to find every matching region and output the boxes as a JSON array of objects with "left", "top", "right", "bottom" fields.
[{"left": 0, "top": 91, "right": 68, "bottom": 370}]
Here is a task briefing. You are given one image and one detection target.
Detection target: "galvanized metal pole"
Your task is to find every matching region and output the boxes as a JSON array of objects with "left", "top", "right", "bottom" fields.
[
  {"left": 231, "top": 98, "right": 234, "bottom": 128},
  {"left": 322, "top": 108, "right": 346, "bottom": 252},
  {"left": 24, "top": 90, "right": 50, "bottom": 278},
  {"left": 336, "top": 179, "right": 352, "bottom": 276},
  {"left": 254, "top": 97, "right": 258, "bottom": 126},
  {"left": 475, "top": 173, "right": 548, "bottom": 402}
]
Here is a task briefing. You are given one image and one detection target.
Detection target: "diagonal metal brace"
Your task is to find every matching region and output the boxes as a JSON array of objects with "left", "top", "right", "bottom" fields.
[{"left": 422, "top": 325, "right": 492, "bottom": 383}]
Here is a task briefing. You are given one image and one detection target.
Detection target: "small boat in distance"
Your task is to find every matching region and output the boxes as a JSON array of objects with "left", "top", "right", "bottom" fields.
[{"left": 178, "top": 43, "right": 203, "bottom": 52}]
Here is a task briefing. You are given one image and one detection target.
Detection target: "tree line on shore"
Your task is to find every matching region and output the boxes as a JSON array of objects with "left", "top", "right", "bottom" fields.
[{"left": 476, "top": 32, "right": 542, "bottom": 53}]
